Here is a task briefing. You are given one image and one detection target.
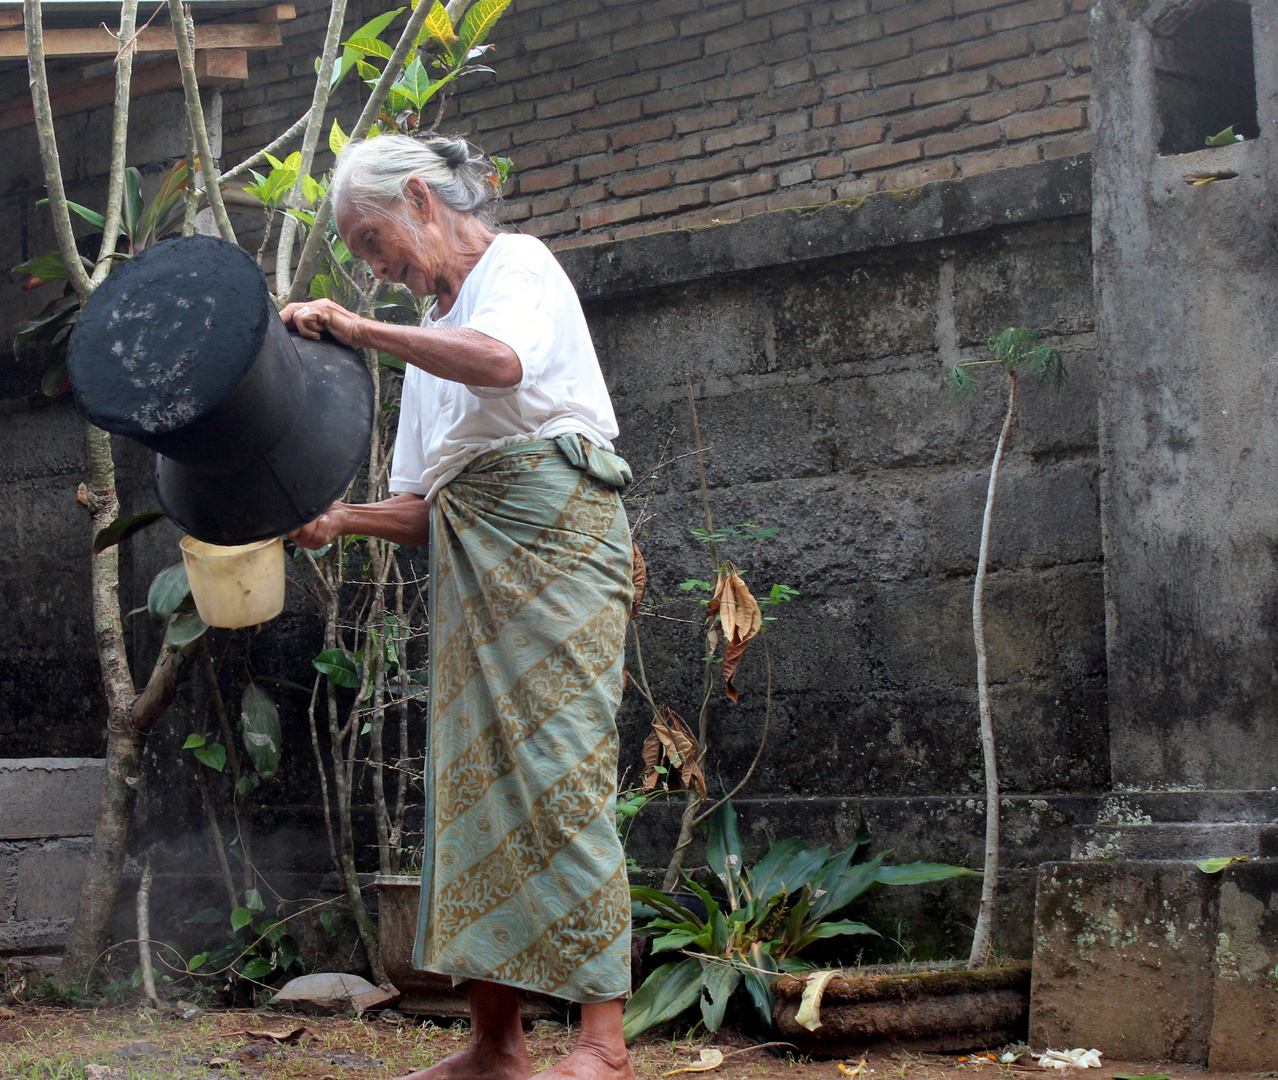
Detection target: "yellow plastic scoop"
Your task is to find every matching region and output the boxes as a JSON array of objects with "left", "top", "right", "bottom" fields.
[{"left": 179, "top": 535, "right": 285, "bottom": 628}]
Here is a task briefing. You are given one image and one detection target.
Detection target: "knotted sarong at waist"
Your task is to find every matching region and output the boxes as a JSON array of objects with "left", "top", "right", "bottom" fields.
[{"left": 413, "top": 435, "right": 635, "bottom": 1003}]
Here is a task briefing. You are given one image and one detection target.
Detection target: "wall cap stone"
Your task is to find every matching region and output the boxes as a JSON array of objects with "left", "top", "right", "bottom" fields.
[{"left": 556, "top": 155, "right": 1091, "bottom": 300}]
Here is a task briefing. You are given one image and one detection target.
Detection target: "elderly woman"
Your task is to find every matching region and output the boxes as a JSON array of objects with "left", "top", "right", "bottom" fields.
[{"left": 281, "top": 134, "right": 635, "bottom": 1080}]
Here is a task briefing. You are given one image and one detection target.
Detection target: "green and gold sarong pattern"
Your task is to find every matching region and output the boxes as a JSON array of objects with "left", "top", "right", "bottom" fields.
[{"left": 413, "top": 435, "right": 634, "bottom": 1003}]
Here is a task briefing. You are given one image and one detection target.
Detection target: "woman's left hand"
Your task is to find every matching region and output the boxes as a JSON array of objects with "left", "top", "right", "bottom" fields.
[{"left": 280, "top": 298, "right": 368, "bottom": 348}]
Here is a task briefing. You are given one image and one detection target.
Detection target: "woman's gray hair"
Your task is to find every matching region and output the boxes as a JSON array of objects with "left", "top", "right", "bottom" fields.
[{"left": 329, "top": 132, "right": 497, "bottom": 224}]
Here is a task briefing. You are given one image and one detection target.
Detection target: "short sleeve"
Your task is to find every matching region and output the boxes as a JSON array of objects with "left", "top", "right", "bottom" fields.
[
  {"left": 460, "top": 259, "right": 557, "bottom": 399},
  {"left": 388, "top": 368, "right": 429, "bottom": 495}
]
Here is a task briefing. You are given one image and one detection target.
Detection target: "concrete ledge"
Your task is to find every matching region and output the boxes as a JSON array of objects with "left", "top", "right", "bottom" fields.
[
  {"left": 0, "top": 758, "right": 104, "bottom": 839},
  {"left": 557, "top": 156, "right": 1091, "bottom": 301}
]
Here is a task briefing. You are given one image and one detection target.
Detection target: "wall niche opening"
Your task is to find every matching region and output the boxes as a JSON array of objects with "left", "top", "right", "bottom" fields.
[{"left": 1154, "top": 0, "right": 1258, "bottom": 155}]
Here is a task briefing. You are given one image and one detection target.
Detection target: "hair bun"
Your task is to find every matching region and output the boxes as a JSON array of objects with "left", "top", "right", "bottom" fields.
[{"left": 433, "top": 136, "right": 470, "bottom": 169}]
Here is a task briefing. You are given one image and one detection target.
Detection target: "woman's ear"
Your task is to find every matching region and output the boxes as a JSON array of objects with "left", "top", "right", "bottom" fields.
[{"left": 404, "top": 177, "right": 434, "bottom": 222}]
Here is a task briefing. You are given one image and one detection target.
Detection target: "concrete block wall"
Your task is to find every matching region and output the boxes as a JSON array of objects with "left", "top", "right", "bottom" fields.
[{"left": 217, "top": 0, "right": 1091, "bottom": 249}]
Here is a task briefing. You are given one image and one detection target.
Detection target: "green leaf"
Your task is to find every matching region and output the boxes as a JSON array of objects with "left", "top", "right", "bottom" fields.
[
  {"left": 301, "top": 173, "right": 324, "bottom": 205},
  {"left": 740, "top": 950, "right": 778, "bottom": 1032},
  {"left": 37, "top": 197, "right": 107, "bottom": 230},
  {"left": 493, "top": 155, "right": 513, "bottom": 185},
  {"left": 378, "top": 350, "right": 406, "bottom": 372},
  {"left": 182, "top": 733, "right": 206, "bottom": 749},
  {"left": 15, "top": 293, "right": 80, "bottom": 351},
  {"left": 342, "top": 35, "right": 395, "bottom": 60},
  {"left": 329, "top": 118, "right": 349, "bottom": 156},
  {"left": 123, "top": 167, "right": 144, "bottom": 239},
  {"left": 621, "top": 958, "right": 703, "bottom": 1041},
  {"left": 230, "top": 907, "right": 253, "bottom": 932},
  {"left": 309, "top": 273, "right": 335, "bottom": 301},
  {"left": 135, "top": 158, "right": 191, "bottom": 247},
  {"left": 241, "top": 956, "right": 275, "bottom": 979},
  {"left": 948, "top": 362, "right": 979, "bottom": 400},
  {"left": 705, "top": 798, "right": 743, "bottom": 903},
  {"left": 240, "top": 682, "right": 282, "bottom": 781},
  {"left": 650, "top": 928, "right": 705, "bottom": 954},
  {"left": 1197, "top": 855, "right": 1248, "bottom": 874},
  {"left": 41, "top": 354, "right": 68, "bottom": 398},
  {"left": 398, "top": 56, "right": 433, "bottom": 108},
  {"left": 185, "top": 907, "right": 223, "bottom": 925},
  {"left": 1205, "top": 125, "right": 1243, "bottom": 147},
  {"left": 313, "top": 648, "right": 362, "bottom": 688},
  {"left": 148, "top": 561, "right": 191, "bottom": 620},
  {"left": 319, "top": 911, "right": 337, "bottom": 937},
  {"left": 699, "top": 961, "right": 742, "bottom": 1033},
  {"left": 167, "top": 609, "right": 209, "bottom": 647},
  {"left": 458, "top": 0, "right": 512, "bottom": 53},
  {"left": 792, "top": 919, "right": 880, "bottom": 952},
  {"left": 874, "top": 861, "right": 980, "bottom": 885},
  {"left": 13, "top": 251, "right": 69, "bottom": 282},
  {"left": 192, "top": 743, "right": 227, "bottom": 772},
  {"left": 417, "top": 0, "right": 457, "bottom": 53},
  {"left": 92, "top": 510, "right": 167, "bottom": 555},
  {"left": 245, "top": 887, "right": 266, "bottom": 913},
  {"left": 629, "top": 886, "right": 704, "bottom": 928},
  {"left": 331, "top": 6, "right": 404, "bottom": 85},
  {"left": 187, "top": 952, "right": 208, "bottom": 971}
]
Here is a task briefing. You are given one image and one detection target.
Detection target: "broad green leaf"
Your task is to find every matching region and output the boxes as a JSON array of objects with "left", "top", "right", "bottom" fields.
[
  {"left": 793, "top": 919, "right": 879, "bottom": 952},
  {"left": 1205, "top": 125, "right": 1243, "bottom": 146},
  {"left": 230, "top": 907, "right": 253, "bottom": 932},
  {"left": 313, "top": 648, "right": 362, "bottom": 688},
  {"left": 135, "top": 157, "right": 190, "bottom": 246},
  {"left": 92, "top": 510, "right": 166, "bottom": 555},
  {"left": 187, "top": 952, "right": 208, "bottom": 971},
  {"left": 650, "top": 928, "right": 704, "bottom": 954},
  {"left": 417, "top": 0, "right": 457, "bottom": 52},
  {"left": 629, "top": 886, "right": 703, "bottom": 928},
  {"left": 182, "top": 733, "right": 206, "bottom": 749},
  {"left": 1197, "top": 855, "right": 1248, "bottom": 873},
  {"left": 301, "top": 173, "right": 324, "bottom": 205},
  {"left": 13, "top": 251, "right": 69, "bottom": 282},
  {"left": 148, "top": 561, "right": 191, "bottom": 620},
  {"left": 167, "top": 609, "right": 209, "bottom": 647},
  {"left": 342, "top": 35, "right": 394, "bottom": 60},
  {"left": 699, "top": 962, "right": 741, "bottom": 1032},
  {"left": 749, "top": 838, "right": 829, "bottom": 908},
  {"left": 192, "top": 742, "right": 226, "bottom": 772},
  {"left": 493, "top": 155, "right": 513, "bottom": 185},
  {"left": 705, "top": 798, "right": 743, "bottom": 904},
  {"left": 123, "top": 167, "right": 144, "bottom": 238},
  {"left": 398, "top": 56, "right": 433, "bottom": 108},
  {"left": 332, "top": 6, "right": 404, "bottom": 84},
  {"left": 741, "top": 950, "right": 778, "bottom": 1032},
  {"left": 874, "top": 861, "right": 980, "bottom": 885},
  {"left": 309, "top": 273, "right": 334, "bottom": 301},
  {"left": 185, "top": 907, "right": 223, "bottom": 924},
  {"left": 41, "top": 354, "right": 68, "bottom": 398},
  {"left": 356, "top": 58, "right": 382, "bottom": 83},
  {"left": 37, "top": 196, "right": 107, "bottom": 230},
  {"left": 809, "top": 855, "right": 884, "bottom": 920},
  {"left": 621, "top": 959, "right": 702, "bottom": 1041},
  {"left": 319, "top": 911, "right": 336, "bottom": 936},
  {"left": 15, "top": 293, "right": 79, "bottom": 350},
  {"left": 245, "top": 887, "right": 266, "bottom": 913},
  {"left": 241, "top": 956, "right": 275, "bottom": 979},
  {"left": 458, "top": 0, "right": 512, "bottom": 53},
  {"left": 329, "top": 118, "right": 349, "bottom": 156},
  {"left": 240, "top": 682, "right": 282, "bottom": 781}
]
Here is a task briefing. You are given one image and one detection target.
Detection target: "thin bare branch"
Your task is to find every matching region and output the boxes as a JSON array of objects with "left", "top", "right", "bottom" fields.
[{"left": 90, "top": 0, "right": 139, "bottom": 286}]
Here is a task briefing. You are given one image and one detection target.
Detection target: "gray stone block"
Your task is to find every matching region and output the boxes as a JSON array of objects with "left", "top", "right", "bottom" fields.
[
  {"left": 1210, "top": 860, "right": 1278, "bottom": 1070},
  {"left": 0, "top": 759, "right": 104, "bottom": 840},
  {"left": 1030, "top": 861, "right": 1219, "bottom": 1063},
  {"left": 14, "top": 838, "right": 92, "bottom": 920}
]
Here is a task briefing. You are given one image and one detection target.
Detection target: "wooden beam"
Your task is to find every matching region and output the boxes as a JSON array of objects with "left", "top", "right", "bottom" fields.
[
  {"left": 0, "top": 21, "right": 280, "bottom": 58},
  {"left": 0, "top": 10, "right": 20, "bottom": 26},
  {"left": 0, "top": 49, "right": 248, "bottom": 130},
  {"left": 252, "top": 3, "right": 295, "bottom": 21}
]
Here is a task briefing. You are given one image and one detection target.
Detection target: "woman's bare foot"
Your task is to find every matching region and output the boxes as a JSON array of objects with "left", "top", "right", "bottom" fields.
[
  {"left": 394, "top": 980, "right": 532, "bottom": 1080},
  {"left": 530, "top": 999, "right": 634, "bottom": 1080}
]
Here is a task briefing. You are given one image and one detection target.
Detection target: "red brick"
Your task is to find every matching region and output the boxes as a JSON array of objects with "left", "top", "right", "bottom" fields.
[
  {"left": 578, "top": 153, "right": 638, "bottom": 180},
  {"left": 549, "top": 133, "right": 610, "bottom": 162},
  {"left": 812, "top": 14, "right": 883, "bottom": 51},
  {"left": 535, "top": 91, "right": 597, "bottom": 120},
  {"left": 637, "top": 135, "right": 702, "bottom": 166},
  {"left": 1005, "top": 103, "right": 1085, "bottom": 140},
  {"left": 515, "top": 74, "right": 574, "bottom": 102},
  {"left": 643, "top": 91, "right": 703, "bottom": 115},
  {"left": 836, "top": 176, "right": 880, "bottom": 198},
  {"left": 705, "top": 70, "right": 772, "bottom": 100},
  {"left": 579, "top": 199, "right": 645, "bottom": 229},
  {"left": 613, "top": 19, "right": 679, "bottom": 51},
  {"left": 753, "top": 84, "right": 823, "bottom": 115},
  {"left": 465, "top": 85, "right": 516, "bottom": 111},
  {"left": 832, "top": 34, "right": 912, "bottom": 68},
  {"left": 968, "top": 83, "right": 1048, "bottom": 121},
  {"left": 883, "top": 0, "right": 953, "bottom": 35},
  {"left": 912, "top": 13, "right": 988, "bottom": 50},
  {"left": 524, "top": 22, "right": 578, "bottom": 52},
  {"left": 883, "top": 158, "right": 958, "bottom": 188},
  {"left": 912, "top": 70, "right": 991, "bottom": 105},
  {"left": 1042, "top": 130, "right": 1093, "bottom": 158},
  {"left": 992, "top": 53, "right": 1067, "bottom": 85},
  {"left": 989, "top": 0, "right": 1067, "bottom": 31},
  {"left": 1048, "top": 73, "right": 1091, "bottom": 102},
  {"left": 846, "top": 138, "right": 922, "bottom": 171},
  {"left": 674, "top": 105, "right": 740, "bottom": 134},
  {"left": 743, "top": 131, "right": 831, "bottom": 167},
  {"left": 524, "top": 211, "right": 578, "bottom": 238},
  {"left": 578, "top": 6, "right": 643, "bottom": 37},
  {"left": 775, "top": 112, "right": 811, "bottom": 136},
  {"left": 774, "top": 58, "right": 814, "bottom": 87},
  {"left": 835, "top": 118, "right": 888, "bottom": 149},
  {"left": 830, "top": 0, "right": 872, "bottom": 17},
  {"left": 814, "top": 105, "right": 840, "bottom": 126},
  {"left": 613, "top": 118, "right": 676, "bottom": 150},
  {"left": 531, "top": 193, "right": 571, "bottom": 215},
  {"left": 576, "top": 100, "right": 643, "bottom": 131},
  {"left": 709, "top": 171, "right": 777, "bottom": 200},
  {"left": 1031, "top": 11, "right": 1087, "bottom": 48},
  {"left": 519, "top": 164, "right": 577, "bottom": 194},
  {"left": 823, "top": 70, "right": 873, "bottom": 97},
  {"left": 511, "top": 146, "right": 551, "bottom": 170},
  {"left": 747, "top": 0, "right": 809, "bottom": 15},
  {"left": 840, "top": 88, "right": 911, "bottom": 121},
  {"left": 1072, "top": 45, "right": 1090, "bottom": 72},
  {"left": 681, "top": 5, "right": 744, "bottom": 35},
  {"left": 892, "top": 103, "right": 965, "bottom": 139},
  {"left": 659, "top": 56, "right": 730, "bottom": 90},
  {"left": 955, "top": 29, "right": 1032, "bottom": 69},
  {"left": 955, "top": 0, "right": 1016, "bottom": 12},
  {"left": 540, "top": 0, "right": 597, "bottom": 27},
  {"left": 500, "top": 200, "right": 532, "bottom": 222},
  {"left": 474, "top": 102, "right": 536, "bottom": 132},
  {"left": 675, "top": 154, "right": 743, "bottom": 183},
  {"left": 704, "top": 18, "right": 773, "bottom": 54},
  {"left": 634, "top": 39, "right": 703, "bottom": 74},
  {"left": 533, "top": 39, "right": 613, "bottom": 75},
  {"left": 778, "top": 161, "right": 814, "bottom": 185},
  {"left": 771, "top": 10, "right": 809, "bottom": 35},
  {"left": 575, "top": 55, "right": 642, "bottom": 87},
  {"left": 569, "top": 183, "right": 607, "bottom": 207},
  {"left": 674, "top": 204, "right": 743, "bottom": 227},
  {"left": 815, "top": 155, "right": 847, "bottom": 178},
  {"left": 767, "top": 186, "right": 833, "bottom": 210},
  {"left": 611, "top": 169, "right": 674, "bottom": 196},
  {"left": 641, "top": 184, "right": 709, "bottom": 214},
  {"left": 877, "top": 49, "right": 954, "bottom": 85},
  {"left": 705, "top": 121, "right": 774, "bottom": 151},
  {"left": 957, "top": 142, "right": 1041, "bottom": 175},
  {"left": 548, "top": 234, "right": 610, "bottom": 252},
  {"left": 595, "top": 73, "right": 662, "bottom": 105},
  {"left": 923, "top": 122, "right": 1001, "bottom": 154}
]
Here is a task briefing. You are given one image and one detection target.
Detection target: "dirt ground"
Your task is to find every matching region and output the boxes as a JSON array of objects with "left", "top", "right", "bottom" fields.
[{"left": 0, "top": 1005, "right": 1264, "bottom": 1080}]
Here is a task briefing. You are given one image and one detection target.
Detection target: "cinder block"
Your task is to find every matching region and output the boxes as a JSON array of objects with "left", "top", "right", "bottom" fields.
[
  {"left": 1209, "top": 860, "right": 1278, "bottom": 1070},
  {"left": 0, "top": 759, "right": 104, "bottom": 840},
  {"left": 1031, "top": 861, "right": 1219, "bottom": 1063},
  {"left": 14, "top": 838, "right": 92, "bottom": 921}
]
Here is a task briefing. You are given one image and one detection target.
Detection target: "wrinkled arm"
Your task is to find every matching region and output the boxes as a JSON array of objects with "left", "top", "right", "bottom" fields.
[{"left": 290, "top": 493, "right": 431, "bottom": 549}]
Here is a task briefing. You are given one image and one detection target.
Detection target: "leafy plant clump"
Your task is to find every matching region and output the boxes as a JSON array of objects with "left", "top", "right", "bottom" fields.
[{"left": 622, "top": 799, "right": 978, "bottom": 1040}]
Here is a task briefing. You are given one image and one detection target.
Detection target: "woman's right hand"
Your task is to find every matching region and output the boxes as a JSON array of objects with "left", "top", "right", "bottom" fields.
[{"left": 289, "top": 502, "right": 350, "bottom": 550}]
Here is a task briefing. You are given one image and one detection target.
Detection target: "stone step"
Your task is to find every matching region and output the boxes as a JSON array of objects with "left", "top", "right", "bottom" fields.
[
  {"left": 1094, "top": 789, "right": 1278, "bottom": 826},
  {"left": 1071, "top": 821, "right": 1263, "bottom": 860}
]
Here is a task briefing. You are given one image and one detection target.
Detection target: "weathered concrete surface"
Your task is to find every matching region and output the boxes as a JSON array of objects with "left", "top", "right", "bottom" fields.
[
  {"left": 1092, "top": 0, "right": 1278, "bottom": 789},
  {"left": 1209, "top": 860, "right": 1278, "bottom": 1071},
  {"left": 1030, "top": 861, "right": 1219, "bottom": 1062},
  {"left": 0, "top": 758, "right": 103, "bottom": 839}
]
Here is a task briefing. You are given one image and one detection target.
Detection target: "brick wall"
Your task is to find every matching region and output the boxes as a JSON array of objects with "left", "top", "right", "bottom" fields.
[{"left": 218, "top": 0, "right": 1092, "bottom": 250}]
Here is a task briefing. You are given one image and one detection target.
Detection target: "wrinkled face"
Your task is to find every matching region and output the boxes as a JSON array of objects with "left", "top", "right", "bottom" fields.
[{"left": 336, "top": 188, "right": 441, "bottom": 298}]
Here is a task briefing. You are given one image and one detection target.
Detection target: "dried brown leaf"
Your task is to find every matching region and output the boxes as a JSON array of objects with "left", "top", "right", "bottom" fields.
[
  {"left": 630, "top": 542, "right": 647, "bottom": 619},
  {"left": 225, "top": 1026, "right": 307, "bottom": 1043},
  {"left": 711, "top": 564, "right": 762, "bottom": 700},
  {"left": 723, "top": 638, "right": 747, "bottom": 703},
  {"left": 641, "top": 728, "right": 662, "bottom": 791},
  {"left": 661, "top": 706, "right": 706, "bottom": 797}
]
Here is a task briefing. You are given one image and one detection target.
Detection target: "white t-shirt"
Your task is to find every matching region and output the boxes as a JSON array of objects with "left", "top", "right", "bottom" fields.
[{"left": 388, "top": 233, "right": 619, "bottom": 503}]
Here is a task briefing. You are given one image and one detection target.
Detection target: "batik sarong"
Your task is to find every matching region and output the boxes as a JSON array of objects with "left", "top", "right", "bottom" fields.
[{"left": 412, "top": 434, "right": 634, "bottom": 1003}]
